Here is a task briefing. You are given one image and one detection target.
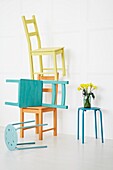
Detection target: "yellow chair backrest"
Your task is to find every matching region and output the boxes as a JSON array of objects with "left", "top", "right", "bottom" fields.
[{"left": 22, "top": 15, "right": 41, "bottom": 52}]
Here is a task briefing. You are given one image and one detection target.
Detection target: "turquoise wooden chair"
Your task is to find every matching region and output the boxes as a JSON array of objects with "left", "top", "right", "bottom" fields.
[{"left": 5, "top": 79, "right": 69, "bottom": 109}]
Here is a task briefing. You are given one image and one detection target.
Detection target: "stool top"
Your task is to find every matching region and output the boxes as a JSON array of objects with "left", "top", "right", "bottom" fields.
[
  {"left": 78, "top": 107, "right": 100, "bottom": 111},
  {"left": 5, "top": 124, "right": 18, "bottom": 151}
]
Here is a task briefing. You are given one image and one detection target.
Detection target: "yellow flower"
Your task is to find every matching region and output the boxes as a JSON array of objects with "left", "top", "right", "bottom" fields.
[
  {"left": 77, "top": 82, "right": 97, "bottom": 100},
  {"left": 93, "top": 85, "right": 97, "bottom": 89},
  {"left": 78, "top": 83, "right": 97, "bottom": 91},
  {"left": 85, "top": 84, "right": 89, "bottom": 89},
  {"left": 89, "top": 83, "right": 93, "bottom": 88},
  {"left": 77, "top": 87, "right": 81, "bottom": 91},
  {"left": 80, "top": 83, "right": 89, "bottom": 89},
  {"left": 80, "top": 84, "right": 85, "bottom": 88}
]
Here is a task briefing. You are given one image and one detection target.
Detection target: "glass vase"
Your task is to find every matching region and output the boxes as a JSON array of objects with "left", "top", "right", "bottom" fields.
[{"left": 83, "top": 96, "right": 91, "bottom": 108}]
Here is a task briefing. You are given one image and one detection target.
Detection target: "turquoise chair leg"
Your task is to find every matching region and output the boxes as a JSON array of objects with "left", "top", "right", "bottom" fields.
[
  {"left": 82, "top": 110, "right": 84, "bottom": 144},
  {"left": 77, "top": 109, "right": 80, "bottom": 140},
  {"left": 94, "top": 110, "right": 98, "bottom": 139},
  {"left": 99, "top": 110, "right": 104, "bottom": 143}
]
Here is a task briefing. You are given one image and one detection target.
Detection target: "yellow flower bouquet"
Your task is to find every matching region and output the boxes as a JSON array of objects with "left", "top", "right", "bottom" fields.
[{"left": 77, "top": 83, "right": 97, "bottom": 108}]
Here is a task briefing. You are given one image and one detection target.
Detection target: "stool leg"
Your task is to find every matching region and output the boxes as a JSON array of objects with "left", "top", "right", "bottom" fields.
[
  {"left": 99, "top": 110, "right": 104, "bottom": 143},
  {"left": 77, "top": 109, "right": 80, "bottom": 140},
  {"left": 94, "top": 110, "right": 98, "bottom": 139},
  {"left": 82, "top": 111, "right": 84, "bottom": 144}
]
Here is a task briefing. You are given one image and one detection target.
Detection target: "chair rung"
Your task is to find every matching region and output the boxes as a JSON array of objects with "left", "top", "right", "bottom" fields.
[
  {"left": 43, "top": 68, "right": 62, "bottom": 70},
  {"left": 43, "top": 88, "right": 52, "bottom": 92},
  {"left": 43, "top": 68, "right": 54, "bottom": 70},
  {"left": 42, "top": 128, "right": 54, "bottom": 132},
  {"left": 26, "top": 19, "right": 34, "bottom": 24},
  {"left": 42, "top": 103, "right": 68, "bottom": 109},
  {"left": 34, "top": 72, "right": 55, "bottom": 75},
  {"left": 29, "top": 32, "right": 37, "bottom": 36}
]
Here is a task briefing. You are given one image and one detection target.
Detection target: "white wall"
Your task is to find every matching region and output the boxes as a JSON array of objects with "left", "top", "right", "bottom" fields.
[{"left": 0, "top": 0, "right": 113, "bottom": 139}]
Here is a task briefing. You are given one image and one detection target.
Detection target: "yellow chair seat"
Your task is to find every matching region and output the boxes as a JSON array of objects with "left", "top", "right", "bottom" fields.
[
  {"left": 31, "top": 47, "right": 63, "bottom": 55},
  {"left": 32, "top": 47, "right": 63, "bottom": 53}
]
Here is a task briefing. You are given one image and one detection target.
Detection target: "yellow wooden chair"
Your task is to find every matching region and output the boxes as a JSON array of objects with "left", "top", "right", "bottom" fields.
[
  {"left": 20, "top": 74, "right": 59, "bottom": 140},
  {"left": 22, "top": 15, "right": 66, "bottom": 80}
]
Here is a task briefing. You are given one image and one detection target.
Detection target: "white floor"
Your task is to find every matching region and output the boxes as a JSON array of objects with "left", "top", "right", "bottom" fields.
[{"left": 0, "top": 127, "right": 113, "bottom": 170}]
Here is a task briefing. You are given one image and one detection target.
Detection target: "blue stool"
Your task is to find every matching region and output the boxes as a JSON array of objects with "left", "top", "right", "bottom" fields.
[{"left": 77, "top": 107, "right": 104, "bottom": 144}]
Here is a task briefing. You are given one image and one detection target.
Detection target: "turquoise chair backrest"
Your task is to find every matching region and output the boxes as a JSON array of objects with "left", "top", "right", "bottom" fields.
[
  {"left": 5, "top": 79, "right": 43, "bottom": 107},
  {"left": 5, "top": 79, "right": 69, "bottom": 109}
]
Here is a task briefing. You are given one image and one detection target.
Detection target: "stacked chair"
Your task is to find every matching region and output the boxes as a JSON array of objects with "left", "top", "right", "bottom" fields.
[
  {"left": 22, "top": 15, "right": 66, "bottom": 80},
  {"left": 5, "top": 15, "right": 68, "bottom": 150},
  {"left": 20, "top": 15, "right": 67, "bottom": 140}
]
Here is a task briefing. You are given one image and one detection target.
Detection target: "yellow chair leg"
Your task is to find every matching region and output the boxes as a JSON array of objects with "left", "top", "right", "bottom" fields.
[
  {"left": 53, "top": 53, "right": 58, "bottom": 80},
  {"left": 29, "top": 54, "right": 34, "bottom": 79},
  {"left": 61, "top": 49, "right": 66, "bottom": 76},
  {"left": 39, "top": 55, "right": 43, "bottom": 74}
]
